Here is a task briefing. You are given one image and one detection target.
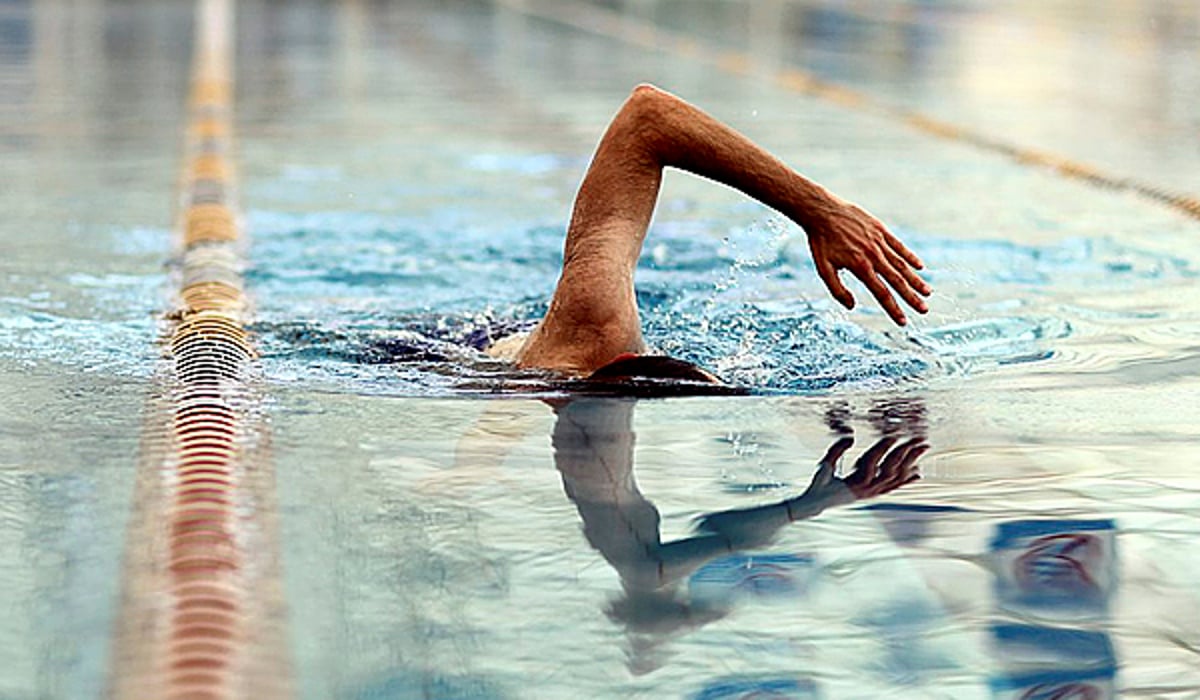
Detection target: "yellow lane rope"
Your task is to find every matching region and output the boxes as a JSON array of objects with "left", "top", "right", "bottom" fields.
[
  {"left": 110, "top": 0, "right": 291, "bottom": 697},
  {"left": 498, "top": 0, "right": 1200, "bottom": 221}
]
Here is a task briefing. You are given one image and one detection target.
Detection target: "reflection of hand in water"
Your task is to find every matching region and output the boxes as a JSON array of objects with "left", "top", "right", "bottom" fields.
[
  {"left": 812, "top": 435, "right": 925, "bottom": 500},
  {"left": 695, "top": 435, "right": 926, "bottom": 549}
]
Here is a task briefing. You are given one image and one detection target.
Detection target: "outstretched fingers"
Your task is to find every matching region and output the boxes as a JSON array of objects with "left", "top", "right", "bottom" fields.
[
  {"left": 856, "top": 267, "right": 908, "bottom": 326},
  {"left": 843, "top": 436, "right": 927, "bottom": 498},
  {"left": 902, "top": 442, "right": 930, "bottom": 484},
  {"left": 879, "top": 438, "right": 927, "bottom": 486},
  {"left": 876, "top": 258, "right": 929, "bottom": 315},
  {"left": 807, "top": 208, "right": 929, "bottom": 326},
  {"left": 884, "top": 247, "right": 933, "bottom": 299},
  {"left": 857, "top": 436, "right": 897, "bottom": 472},
  {"left": 816, "top": 257, "right": 855, "bottom": 310},
  {"left": 885, "top": 229, "right": 924, "bottom": 270},
  {"left": 845, "top": 242, "right": 933, "bottom": 325}
]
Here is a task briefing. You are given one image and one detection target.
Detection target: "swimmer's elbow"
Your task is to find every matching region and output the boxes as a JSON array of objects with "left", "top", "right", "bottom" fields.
[
  {"left": 614, "top": 84, "right": 683, "bottom": 161},
  {"left": 625, "top": 83, "right": 676, "bottom": 119},
  {"left": 630, "top": 83, "right": 668, "bottom": 102}
]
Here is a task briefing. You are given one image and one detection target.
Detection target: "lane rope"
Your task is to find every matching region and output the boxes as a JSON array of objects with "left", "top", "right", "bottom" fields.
[
  {"left": 498, "top": 0, "right": 1200, "bottom": 222},
  {"left": 109, "top": 0, "right": 291, "bottom": 697}
]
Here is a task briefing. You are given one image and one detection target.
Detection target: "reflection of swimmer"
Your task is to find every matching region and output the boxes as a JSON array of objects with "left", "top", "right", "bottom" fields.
[
  {"left": 486, "top": 84, "right": 931, "bottom": 382},
  {"left": 550, "top": 397, "right": 927, "bottom": 672}
]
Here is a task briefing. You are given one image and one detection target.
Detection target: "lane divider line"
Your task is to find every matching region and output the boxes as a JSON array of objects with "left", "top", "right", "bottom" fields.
[
  {"left": 109, "top": 0, "right": 292, "bottom": 697},
  {"left": 498, "top": 0, "right": 1200, "bottom": 222}
]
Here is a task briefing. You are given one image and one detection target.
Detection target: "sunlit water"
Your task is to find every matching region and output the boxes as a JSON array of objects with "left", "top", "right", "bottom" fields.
[{"left": 3, "top": 1, "right": 1200, "bottom": 699}]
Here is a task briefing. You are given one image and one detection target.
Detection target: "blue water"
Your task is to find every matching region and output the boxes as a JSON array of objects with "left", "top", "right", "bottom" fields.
[
  {"left": 2, "top": 204, "right": 1188, "bottom": 398},
  {"left": 241, "top": 201, "right": 1191, "bottom": 395}
]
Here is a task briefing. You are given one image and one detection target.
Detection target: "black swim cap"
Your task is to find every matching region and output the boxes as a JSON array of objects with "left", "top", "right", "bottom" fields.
[{"left": 574, "top": 355, "right": 747, "bottom": 397}]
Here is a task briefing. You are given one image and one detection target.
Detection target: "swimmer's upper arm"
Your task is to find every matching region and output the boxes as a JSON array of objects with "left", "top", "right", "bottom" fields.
[
  {"left": 516, "top": 86, "right": 671, "bottom": 372},
  {"left": 558, "top": 84, "right": 675, "bottom": 269}
]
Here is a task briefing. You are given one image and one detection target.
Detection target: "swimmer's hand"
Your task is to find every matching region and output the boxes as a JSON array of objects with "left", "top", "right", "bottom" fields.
[{"left": 799, "top": 195, "right": 931, "bottom": 325}]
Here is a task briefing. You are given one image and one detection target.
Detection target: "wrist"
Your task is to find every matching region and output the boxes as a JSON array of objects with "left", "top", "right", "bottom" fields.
[
  {"left": 785, "top": 177, "right": 838, "bottom": 233},
  {"left": 785, "top": 497, "right": 823, "bottom": 522}
]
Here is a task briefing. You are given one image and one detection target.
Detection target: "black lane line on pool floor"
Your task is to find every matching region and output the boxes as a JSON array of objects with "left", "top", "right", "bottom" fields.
[
  {"left": 108, "top": 0, "right": 292, "bottom": 698},
  {"left": 497, "top": 0, "right": 1200, "bottom": 222}
]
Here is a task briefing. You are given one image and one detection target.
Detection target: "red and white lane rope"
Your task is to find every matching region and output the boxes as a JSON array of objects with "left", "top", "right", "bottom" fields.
[{"left": 110, "top": 0, "right": 291, "bottom": 697}]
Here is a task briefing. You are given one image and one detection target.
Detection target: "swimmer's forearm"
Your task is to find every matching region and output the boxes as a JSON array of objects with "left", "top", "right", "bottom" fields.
[{"left": 621, "top": 84, "right": 838, "bottom": 232}]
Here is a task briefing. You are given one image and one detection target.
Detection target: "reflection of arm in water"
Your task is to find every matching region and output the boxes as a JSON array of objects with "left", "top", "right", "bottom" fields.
[
  {"left": 551, "top": 398, "right": 926, "bottom": 672},
  {"left": 512, "top": 84, "right": 931, "bottom": 375},
  {"left": 551, "top": 399, "right": 720, "bottom": 591},
  {"left": 552, "top": 399, "right": 926, "bottom": 592}
]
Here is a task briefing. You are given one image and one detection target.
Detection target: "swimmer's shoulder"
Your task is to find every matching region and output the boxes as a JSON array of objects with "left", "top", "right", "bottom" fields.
[{"left": 484, "top": 331, "right": 529, "bottom": 363}]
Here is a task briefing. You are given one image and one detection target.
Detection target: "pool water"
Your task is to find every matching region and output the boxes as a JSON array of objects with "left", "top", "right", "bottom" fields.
[{"left": 3, "top": 1, "right": 1200, "bottom": 698}]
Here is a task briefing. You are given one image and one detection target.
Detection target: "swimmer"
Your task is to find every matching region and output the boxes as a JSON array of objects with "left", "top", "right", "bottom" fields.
[{"left": 487, "top": 84, "right": 931, "bottom": 382}]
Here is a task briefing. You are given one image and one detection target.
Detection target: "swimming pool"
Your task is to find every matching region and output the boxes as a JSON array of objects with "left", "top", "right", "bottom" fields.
[{"left": 2, "top": 0, "right": 1200, "bottom": 698}]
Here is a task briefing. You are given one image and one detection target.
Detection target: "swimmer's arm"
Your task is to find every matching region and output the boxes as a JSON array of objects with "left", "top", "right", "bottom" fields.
[{"left": 519, "top": 84, "right": 930, "bottom": 372}]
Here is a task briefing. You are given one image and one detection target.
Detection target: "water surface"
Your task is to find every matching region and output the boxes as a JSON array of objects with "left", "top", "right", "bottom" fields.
[{"left": 1, "top": 1, "right": 1199, "bottom": 698}]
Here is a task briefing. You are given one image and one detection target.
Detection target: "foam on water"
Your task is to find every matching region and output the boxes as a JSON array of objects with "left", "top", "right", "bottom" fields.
[{"left": 0, "top": 268, "right": 165, "bottom": 377}]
